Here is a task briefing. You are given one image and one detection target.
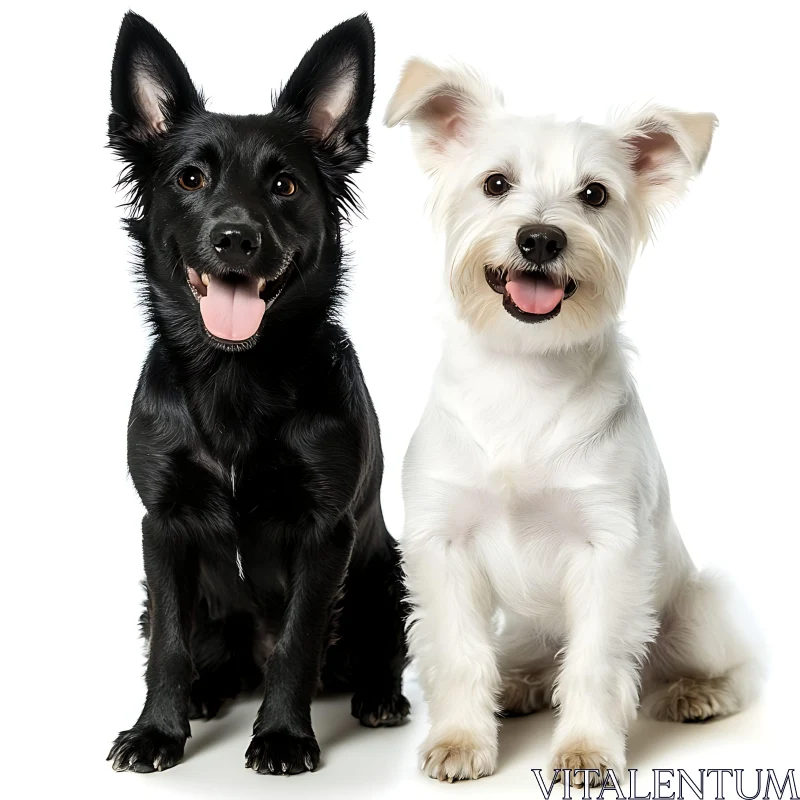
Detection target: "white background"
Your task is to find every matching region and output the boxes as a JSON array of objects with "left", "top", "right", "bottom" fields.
[{"left": 3, "top": 1, "right": 799, "bottom": 797}]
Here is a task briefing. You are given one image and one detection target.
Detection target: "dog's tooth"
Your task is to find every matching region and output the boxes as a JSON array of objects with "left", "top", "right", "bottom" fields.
[
  {"left": 201, "top": 273, "right": 210, "bottom": 286},
  {"left": 258, "top": 278, "right": 266, "bottom": 292}
]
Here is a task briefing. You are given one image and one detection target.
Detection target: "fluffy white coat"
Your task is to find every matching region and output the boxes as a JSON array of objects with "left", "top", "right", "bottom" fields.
[{"left": 385, "top": 58, "right": 763, "bottom": 784}]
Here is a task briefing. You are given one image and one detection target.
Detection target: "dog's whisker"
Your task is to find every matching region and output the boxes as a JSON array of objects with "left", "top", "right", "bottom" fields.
[{"left": 291, "top": 259, "right": 307, "bottom": 295}]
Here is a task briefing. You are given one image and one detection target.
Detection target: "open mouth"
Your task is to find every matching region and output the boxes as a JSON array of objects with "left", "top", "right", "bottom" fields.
[
  {"left": 485, "top": 267, "right": 577, "bottom": 324},
  {"left": 186, "top": 259, "right": 292, "bottom": 346}
]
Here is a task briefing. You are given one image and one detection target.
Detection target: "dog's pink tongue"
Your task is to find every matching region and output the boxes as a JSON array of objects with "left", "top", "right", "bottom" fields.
[
  {"left": 506, "top": 272, "right": 564, "bottom": 315},
  {"left": 200, "top": 276, "right": 265, "bottom": 341}
]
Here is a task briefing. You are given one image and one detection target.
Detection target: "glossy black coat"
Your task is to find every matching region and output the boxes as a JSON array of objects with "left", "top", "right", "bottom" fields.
[{"left": 106, "top": 12, "right": 408, "bottom": 776}]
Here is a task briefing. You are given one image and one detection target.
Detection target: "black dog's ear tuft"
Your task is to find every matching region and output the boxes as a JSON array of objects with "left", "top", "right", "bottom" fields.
[
  {"left": 109, "top": 12, "right": 202, "bottom": 148},
  {"left": 275, "top": 15, "right": 375, "bottom": 174}
]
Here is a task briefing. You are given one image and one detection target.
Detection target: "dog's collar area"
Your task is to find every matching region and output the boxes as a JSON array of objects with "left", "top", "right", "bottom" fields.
[{"left": 485, "top": 266, "right": 577, "bottom": 324}]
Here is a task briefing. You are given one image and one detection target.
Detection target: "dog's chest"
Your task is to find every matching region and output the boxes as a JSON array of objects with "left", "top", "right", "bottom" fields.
[
  {"left": 433, "top": 353, "right": 609, "bottom": 618},
  {"left": 438, "top": 353, "right": 595, "bottom": 493}
]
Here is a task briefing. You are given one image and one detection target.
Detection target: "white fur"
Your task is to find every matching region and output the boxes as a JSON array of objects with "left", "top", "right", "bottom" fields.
[{"left": 386, "top": 59, "right": 763, "bottom": 783}]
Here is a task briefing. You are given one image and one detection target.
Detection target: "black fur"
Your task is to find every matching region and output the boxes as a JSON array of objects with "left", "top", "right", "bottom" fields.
[{"left": 106, "top": 12, "right": 409, "bottom": 775}]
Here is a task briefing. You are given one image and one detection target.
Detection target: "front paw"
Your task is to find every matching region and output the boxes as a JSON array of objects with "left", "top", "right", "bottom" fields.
[
  {"left": 245, "top": 731, "right": 320, "bottom": 775},
  {"left": 550, "top": 740, "right": 624, "bottom": 787},
  {"left": 421, "top": 731, "right": 497, "bottom": 782},
  {"left": 107, "top": 726, "right": 186, "bottom": 773},
  {"left": 188, "top": 676, "right": 229, "bottom": 720},
  {"left": 352, "top": 689, "right": 411, "bottom": 728}
]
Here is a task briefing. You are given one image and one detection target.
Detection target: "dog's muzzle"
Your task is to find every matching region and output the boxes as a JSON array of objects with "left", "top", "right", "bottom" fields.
[{"left": 485, "top": 263, "right": 577, "bottom": 324}]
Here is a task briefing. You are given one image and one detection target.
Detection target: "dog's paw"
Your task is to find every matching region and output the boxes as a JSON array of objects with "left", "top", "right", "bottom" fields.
[
  {"left": 550, "top": 742, "right": 623, "bottom": 787},
  {"left": 188, "top": 680, "right": 227, "bottom": 720},
  {"left": 188, "top": 696, "right": 223, "bottom": 721},
  {"left": 421, "top": 732, "right": 497, "bottom": 782},
  {"left": 643, "top": 676, "right": 732, "bottom": 723},
  {"left": 352, "top": 689, "right": 411, "bottom": 728},
  {"left": 107, "top": 726, "right": 186, "bottom": 773},
  {"left": 498, "top": 670, "right": 554, "bottom": 717},
  {"left": 245, "top": 731, "right": 320, "bottom": 775},
  {"left": 188, "top": 660, "right": 247, "bottom": 720}
]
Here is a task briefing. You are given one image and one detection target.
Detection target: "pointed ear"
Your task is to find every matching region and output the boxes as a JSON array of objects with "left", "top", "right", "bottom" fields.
[
  {"left": 384, "top": 58, "right": 503, "bottom": 171},
  {"left": 617, "top": 105, "right": 718, "bottom": 210},
  {"left": 275, "top": 15, "right": 375, "bottom": 170},
  {"left": 109, "top": 12, "right": 202, "bottom": 146}
]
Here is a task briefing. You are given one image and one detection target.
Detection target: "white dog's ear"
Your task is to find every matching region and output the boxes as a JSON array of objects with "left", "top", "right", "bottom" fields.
[
  {"left": 384, "top": 57, "right": 502, "bottom": 170},
  {"left": 617, "top": 106, "right": 718, "bottom": 209}
]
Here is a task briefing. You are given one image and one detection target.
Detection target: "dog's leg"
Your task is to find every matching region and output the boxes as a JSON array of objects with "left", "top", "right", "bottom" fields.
[
  {"left": 640, "top": 570, "right": 763, "bottom": 723},
  {"left": 245, "top": 515, "right": 356, "bottom": 775},
  {"left": 330, "top": 536, "right": 410, "bottom": 728},
  {"left": 550, "top": 519, "right": 657, "bottom": 787},
  {"left": 406, "top": 534, "right": 500, "bottom": 781},
  {"left": 108, "top": 514, "right": 197, "bottom": 772}
]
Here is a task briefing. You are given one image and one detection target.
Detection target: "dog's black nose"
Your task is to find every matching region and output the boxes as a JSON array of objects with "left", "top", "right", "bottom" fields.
[
  {"left": 210, "top": 223, "right": 261, "bottom": 266},
  {"left": 517, "top": 225, "right": 567, "bottom": 265}
]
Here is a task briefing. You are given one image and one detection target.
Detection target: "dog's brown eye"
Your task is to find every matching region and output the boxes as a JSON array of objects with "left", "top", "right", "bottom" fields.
[
  {"left": 484, "top": 173, "right": 510, "bottom": 197},
  {"left": 273, "top": 175, "right": 297, "bottom": 197},
  {"left": 178, "top": 167, "right": 206, "bottom": 191},
  {"left": 579, "top": 182, "right": 607, "bottom": 207}
]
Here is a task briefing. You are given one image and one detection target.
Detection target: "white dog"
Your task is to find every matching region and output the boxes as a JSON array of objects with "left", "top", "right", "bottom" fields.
[{"left": 385, "top": 59, "right": 763, "bottom": 785}]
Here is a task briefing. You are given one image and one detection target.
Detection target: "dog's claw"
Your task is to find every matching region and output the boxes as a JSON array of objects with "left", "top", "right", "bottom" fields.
[
  {"left": 245, "top": 731, "right": 320, "bottom": 775},
  {"left": 351, "top": 690, "right": 411, "bottom": 728},
  {"left": 108, "top": 726, "right": 185, "bottom": 774}
]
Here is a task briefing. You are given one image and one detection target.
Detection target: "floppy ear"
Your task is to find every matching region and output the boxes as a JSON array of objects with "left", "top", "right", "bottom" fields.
[
  {"left": 109, "top": 12, "right": 202, "bottom": 149},
  {"left": 274, "top": 15, "right": 375, "bottom": 172},
  {"left": 617, "top": 105, "right": 718, "bottom": 210},
  {"left": 384, "top": 58, "right": 503, "bottom": 171}
]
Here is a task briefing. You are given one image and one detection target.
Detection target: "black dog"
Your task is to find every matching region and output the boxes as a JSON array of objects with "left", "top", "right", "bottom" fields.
[{"left": 106, "top": 12, "right": 409, "bottom": 775}]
